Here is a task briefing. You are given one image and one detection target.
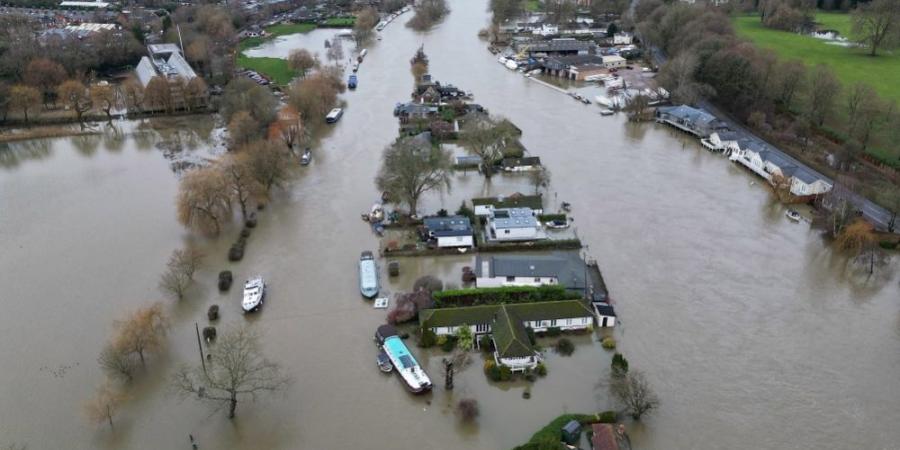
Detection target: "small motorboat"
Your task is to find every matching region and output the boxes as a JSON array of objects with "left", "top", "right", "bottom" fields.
[
  {"left": 241, "top": 276, "right": 266, "bottom": 312},
  {"left": 545, "top": 219, "right": 570, "bottom": 229},
  {"left": 561, "top": 201, "right": 572, "bottom": 212},
  {"left": 599, "top": 109, "right": 615, "bottom": 116},
  {"left": 369, "top": 203, "right": 384, "bottom": 222},
  {"left": 785, "top": 209, "right": 801, "bottom": 222},
  {"left": 300, "top": 148, "right": 311, "bottom": 165},
  {"left": 377, "top": 351, "right": 394, "bottom": 373}
]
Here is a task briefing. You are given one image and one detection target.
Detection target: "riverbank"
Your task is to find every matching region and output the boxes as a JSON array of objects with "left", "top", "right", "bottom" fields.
[{"left": 237, "top": 23, "right": 318, "bottom": 85}]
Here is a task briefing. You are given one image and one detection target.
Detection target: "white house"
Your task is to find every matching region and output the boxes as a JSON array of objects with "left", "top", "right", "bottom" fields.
[
  {"left": 418, "top": 301, "right": 595, "bottom": 372},
  {"left": 533, "top": 23, "right": 559, "bottom": 36},
  {"left": 422, "top": 216, "right": 474, "bottom": 248},
  {"left": 730, "top": 139, "right": 833, "bottom": 200},
  {"left": 612, "top": 32, "right": 633, "bottom": 45},
  {"left": 602, "top": 55, "right": 627, "bottom": 69},
  {"left": 487, "top": 207, "right": 545, "bottom": 242},
  {"left": 789, "top": 168, "right": 833, "bottom": 199},
  {"left": 701, "top": 130, "right": 741, "bottom": 153},
  {"left": 593, "top": 303, "right": 617, "bottom": 327},
  {"left": 476, "top": 254, "right": 571, "bottom": 288}
]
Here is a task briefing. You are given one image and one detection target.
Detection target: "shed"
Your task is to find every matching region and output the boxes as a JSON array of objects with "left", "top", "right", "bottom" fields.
[
  {"left": 423, "top": 216, "right": 474, "bottom": 248},
  {"left": 593, "top": 302, "right": 617, "bottom": 327},
  {"left": 561, "top": 419, "right": 582, "bottom": 445}
]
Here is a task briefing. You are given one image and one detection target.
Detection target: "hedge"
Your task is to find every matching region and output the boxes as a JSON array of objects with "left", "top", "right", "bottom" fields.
[
  {"left": 512, "top": 413, "right": 601, "bottom": 450},
  {"left": 479, "top": 239, "right": 582, "bottom": 253},
  {"left": 432, "top": 285, "right": 580, "bottom": 308},
  {"left": 537, "top": 214, "right": 567, "bottom": 222}
]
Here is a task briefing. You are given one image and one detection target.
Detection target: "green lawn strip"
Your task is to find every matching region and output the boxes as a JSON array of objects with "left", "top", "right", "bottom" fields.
[
  {"left": 525, "top": 0, "right": 541, "bottom": 12},
  {"left": 814, "top": 11, "right": 852, "bottom": 36},
  {"left": 323, "top": 17, "right": 355, "bottom": 26},
  {"left": 236, "top": 23, "right": 317, "bottom": 85}
]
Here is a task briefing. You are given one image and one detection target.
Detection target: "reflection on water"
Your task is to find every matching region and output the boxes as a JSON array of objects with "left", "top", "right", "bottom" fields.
[{"left": 0, "top": 2, "right": 899, "bottom": 450}]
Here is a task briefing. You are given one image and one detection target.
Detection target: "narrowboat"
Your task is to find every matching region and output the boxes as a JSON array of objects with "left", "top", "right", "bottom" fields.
[
  {"left": 375, "top": 325, "right": 432, "bottom": 393},
  {"left": 359, "top": 251, "right": 379, "bottom": 298},
  {"left": 348, "top": 74, "right": 358, "bottom": 90}
]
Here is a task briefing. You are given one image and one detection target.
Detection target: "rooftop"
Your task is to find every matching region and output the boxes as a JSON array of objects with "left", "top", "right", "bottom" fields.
[
  {"left": 423, "top": 216, "right": 473, "bottom": 237},
  {"left": 490, "top": 207, "right": 538, "bottom": 229},
  {"left": 473, "top": 193, "right": 543, "bottom": 210},
  {"left": 476, "top": 252, "right": 591, "bottom": 291},
  {"left": 492, "top": 306, "right": 534, "bottom": 358},
  {"left": 419, "top": 300, "right": 594, "bottom": 329}
]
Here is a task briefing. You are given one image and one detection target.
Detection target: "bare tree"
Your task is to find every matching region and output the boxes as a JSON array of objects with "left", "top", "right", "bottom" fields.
[
  {"left": 623, "top": 94, "right": 653, "bottom": 121},
  {"left": 845, "top": 82, "right": 877, "bottom": 137},
  {"left": 288, "top": 49, "right": 319, "bottom": 77},
  {"left": 221, "top": 153, "right": 262, "bottom": 220},
  {"left": 9, "top": 85, "right": 41, "bottom": 122},
  {"left": 459, "top": 117, "right": 520, "bottom": 177},
  {"left": 835, "top": 219, "right": 881, "bottom": 274},
  {"left": 375, "top": 136, "right": 452, "bottom": 215},
  {"left": 121, "top": 76, "right": 144, "bottom": 113},
  {"left": 177, "top": 167, "right": 233, "bottom": 235},
  {"left": 287, "top": 70, "right": 342, "bottom": 129},
  {"left": 57, "top": 80, "right": 92, "bottom": 127},
  {"left": 98, "top": 342, "right": 137, "bottom": 382},
  {"left": 269, "top": 105, "right": 303, "bottom": 151},
  {"left": 184, "top": 77, "right": 208, "bottom": 111},
  {"left": 90, "top": 83, "right": 117, "bottom": 121},
  {"left": 353, "top": 7, "right": 379, "bottom": 47},
  {"left": 84, "top": 383, "right": 127, "bottom": 430},
  {"left": 170, "top": 326, "right": 292, "bottom": 419},
  {"left": 657, "top": 53, "right": 709, "bottom": 105},
  {"left": 807, "top": 64, "right": 841, "bottom": 126},
  {"left": 228, "top": 110, "right": 261, "bottom": 149},
  {"left": 773, "top": 59, "right": 806, "bottom": 108},
  {"left": 159, "top": 249, "right": 204, "bottom": 301},
  {"left": 144, "top": 76, "right": 173, "bottom": 113},
  {"left": 456, "top": 398, "right": 480, "bottom": 423},
  {"left": 851, "top": 0, "right": 900, "bottom": 56},
  {"left": 530, "top": 167, "right": 551, "bottom": 195},
  {"left": 612, "top": 369, "right": 660, "bottom": 420},
  {"left": 23, "top": 57, "right": 67, "bottom": 105},
  {"left": 876, "top": 184, "right": 900, "bottom": 233},
  {"left": 115, "top": 302, "right": 170, "bottom": 365}
]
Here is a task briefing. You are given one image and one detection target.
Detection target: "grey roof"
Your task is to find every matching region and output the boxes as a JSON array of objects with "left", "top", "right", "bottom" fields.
[
  {"left": 714, "top": 130, "right": 740, "bottom": 141},
  {"left": 543, "top": 55, "right": 604, "bottom": 71},
  {"left": 490, "top": 208, "right": 538, "bottom": 229},
  {"left": 657, "top": 105, "right": 719, "bottom": 128},
  {"left": 501, "top": 156, "right": 541, "bottom": 168},
  {"left": 423, "top": 216, "right": 473, "bottom": 237},
  {"left": 523, "top": 38, "right": 595, "bottom": 53},
  {"left": 473, "top": 193, "right": 543, "bottom": 210},
  {"left": 594, "top": 303, "right": 616, "bottom": 317},
  {"left": 147, "top": 43, "right": 182, "bottom": 56},
  {"left": 476, "top": 253, "right": 589, "bottom": 290}
]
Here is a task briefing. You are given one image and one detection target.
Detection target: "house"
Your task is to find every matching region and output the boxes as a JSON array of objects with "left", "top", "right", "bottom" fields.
[
  {"left": 591, "top": 423, "right": 630, "bottom": 450},
  {"left": 655, "top": 105, "right": 724, "bottom": 138},
  {"left": 729, "top": 138, "right": 832, "bottom": 200},
  {"left": 612, "top": 32, "right": 633, "bottom": 45},
  {"left": 602, "top": 55, "right": 627, "bottom": 69},
  {"left": 472, "top": 193, "right": 543, "bottom": 216},
  {"left": 518, "top": 38, "right": 597, "bottom": 57},
  {"left": 789, "top": 168, "right": 832, "bottom": 199},
  {"left": 418, "top": 300, "right": 596, "bottom": 371},
  {"left": 542, "top": 55, "right": 606, "bottom": 80},
  {"left": 474, "top": 252, "right": 608, "bottom": 302},
  {"left": 487, "top": 207, "right": 545, "bottom": 242},
  {"left": 422, "top": 216, "right": 474, "bottom": 248},
  {"left": 135, "top": 43, "right": 198, "bottom": 88},
  {"left": 500, "top": 156, "right": 542, "bottom": 172},
  {"left": 701, "top": 129, "right": 741, "bottom": 153},
  {"left": 393, "top": 102, "right": 439, "bottom": 122},
  {"left": 593, "top": 303, "right": 617, "bottom": 327},
  {"left": 533, "top": 23, "right": 559, "bottom": 36}
]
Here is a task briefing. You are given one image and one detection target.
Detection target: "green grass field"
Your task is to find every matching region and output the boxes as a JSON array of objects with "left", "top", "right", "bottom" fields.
[
  {"left": 734, "top": 15, "right": 900, "bottom": 104},
  {"left": 525, "top": 0, "right": 541, "bottom": 12},
  {"left": 814, "top": 11, "right": 853, "bottom": 36},
  {"left": 322, "top": 17, "right": 355, "bottom": 27},
  {"left": 237, "top": 23, "right": 318, "bottom": 85}
]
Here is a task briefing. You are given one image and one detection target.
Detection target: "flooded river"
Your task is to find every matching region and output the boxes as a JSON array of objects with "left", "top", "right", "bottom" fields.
[{"left": 2, "top": 1, "right": 900, "bottom": 449}]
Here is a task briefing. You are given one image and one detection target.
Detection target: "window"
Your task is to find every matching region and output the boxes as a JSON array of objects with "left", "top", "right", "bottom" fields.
[
  {"left": 504, "top": 229, "right": 510, "bottom": 234},
  {"left": 476, "top": 323, "right": 489, "bottom": 333},
  {"left": 550, "top": 319, "right": 557, "bottom": 327},
  {"left": 534, "top": 277, "right": 541, "bottom": 282},
  {"left": 506, "top": 276, "right": 515, "bottom": 282}
]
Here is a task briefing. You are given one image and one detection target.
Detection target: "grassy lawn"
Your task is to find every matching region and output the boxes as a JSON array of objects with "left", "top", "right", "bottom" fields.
[
  {"left": 814, "top": 11, "right": 853, "bottom": 36},
  {"left": 236, "top": 23, "right": 317, "bottom": 86},
  {"left": 525, "top": 0, "right": 541, "bottom": 12},
  {"left": 322, "top": 17, "right": 355, "bottom": 27}
]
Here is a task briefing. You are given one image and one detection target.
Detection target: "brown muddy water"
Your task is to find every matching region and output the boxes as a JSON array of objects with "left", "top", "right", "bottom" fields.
[{"left": 2, "top": 2, "right": 900, "bottom": 449}]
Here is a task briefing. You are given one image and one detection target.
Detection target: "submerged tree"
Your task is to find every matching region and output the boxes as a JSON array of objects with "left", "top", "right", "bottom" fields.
[
  {"left": 352, "top": 7, "right": 379, "bottom": 48},
  {"left": 159, "top": 248, "right": 204, "bottom": 301},
  {"left": 98, "top": 341, "right": 137, "bottom": 382},
  {"left": 90, "top": 83, "right": 117, "bottom": 122},
  {"left": 288, "top": 48, "right": 319, "bottom": 77},
  {"left": 176, "top": 167, "right": 232, "bottom": 235},
  {"left": 835, "top": 219, "right": 881, "bottom": 274},
  {"left": 612, "top": 369, "right": 660, "bottom": 420},
  {"left": 375, "top": 136, "right": 452, "bottom": 216},
  {"left": 57, "top": 80, "right": 91, "bottom": 127},
  {"left": 114, "top": 302, "right": 170, "bottom": 366},
  {"left": 84, "top": 383, "right": 127, "bottom": 430},
  {"left": 171, "top": 326, "right": 291, "bottom": 419},
  {"left": 459, "top": 117, "right": 519, "bottom": 177},
  {"left": 221, "top": 153, "right": 262, "bottom": 221}
]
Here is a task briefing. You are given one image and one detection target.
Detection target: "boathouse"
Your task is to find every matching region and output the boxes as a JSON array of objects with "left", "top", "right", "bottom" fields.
[
  {"left": 473, "top": 193, "right": 543, "bottom": 216},
  {"left": 542, "top": 55, "right": 606, "bottom": 80},
  {"left": 655, "top": 105, "right": 724, "bottom": 137},
  {"left": 422, "top": 216, "right": 474, "bottom": 248},
  {"left": 518, "top": 38, "right": 597, "bottom": 57},
  {"left": 487, "top": 207, "right": 545, "bottom": 242}
]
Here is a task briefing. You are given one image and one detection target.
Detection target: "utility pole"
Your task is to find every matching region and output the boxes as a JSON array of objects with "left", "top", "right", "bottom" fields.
[{"left": 195, "top": 322, "right": 206, "bottom": 375}]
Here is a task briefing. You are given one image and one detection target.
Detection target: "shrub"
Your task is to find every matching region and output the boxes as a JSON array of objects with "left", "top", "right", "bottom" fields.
[
  {"left": 479, "top": 334, "right": 493, "bottom": 352},
  {"left": 499, "top": 365, "right": 512, "bottom": 381},
  {"left": 436, "top": 335, "right": 448, "bottom": 347},
  {"left": 545, "top": 327, "right": 561, "bottom": 337},
  {"left": 419, "top": 329, "right": 437, "bottom": 348},
  {"left": 413, "top": 275, "right": 443, "bottom": 293},
  {"left": 217, "top": 271, "right": 233, "bottom": 291},
  {"left": 598, "top": 411, "right": 617, "bottom": 423},
  {"left": 207, "top": 304, "right": 220, "bottom": 321},
  {"left": 535, "top": 362, "right": 547, "bottom": 377},
  {"left": 456, "top": 325, "right": 474, "bottom": 351},
  {"left": 879, "top": 240, "right": 898, "bottom": 250},
  {"left": 611, "top": 352, "right": 629, "bottom": 377},
  {"left": 456, "top": 398, "right": 480, "bottom": 423},
  {"left": 601, "top": 337, "right": 616, "bottom": 350},
  {"left": 432, "top": 285, "right": 577, "bottom": 308},
  {"left": 555, "top": 338, "right": 574, "bottom": 356},
  {"left": 441, "top": 335, "right": 457, "bottom": 352}
]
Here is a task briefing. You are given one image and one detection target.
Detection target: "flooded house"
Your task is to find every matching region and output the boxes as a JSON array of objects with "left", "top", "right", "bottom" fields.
[
  {"left": 500, "top": 156, "right": 542, "bottom": 172},
  {"left": 542, "top": 55, "right": 607, "bottom": 80},
  {"left": 486, "top": 207, "right": 545, "bottom": 242},
  {"left": 729, "top": 140, "right": 832, "bottom": 200},
  {"left": 422, "top": 216, "right": 475, "bottom": 248},
  {"left": 517, "top": 38, "right": 598, "bottom": 57},
  {"left": 418, "top": 301, "right": 596, "bottom": 371},
  {"left": 473, "top": 193, "right": 544, "bottom": 216},
  {"left": 655, "top": 105, "right": 725, "bottom": 138},
  {"left": 701, "top": 129, "right": 741, "bottom": 153}
]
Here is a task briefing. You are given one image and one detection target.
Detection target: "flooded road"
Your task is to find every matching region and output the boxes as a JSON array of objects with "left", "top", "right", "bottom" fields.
[{"left": 2, "top": 1, "right": 900, "bottom": 449}]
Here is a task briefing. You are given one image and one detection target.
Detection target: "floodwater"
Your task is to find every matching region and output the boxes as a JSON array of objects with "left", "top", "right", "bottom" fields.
[{"left": 2, "top": 1, "right": 899, "bottom": 449}]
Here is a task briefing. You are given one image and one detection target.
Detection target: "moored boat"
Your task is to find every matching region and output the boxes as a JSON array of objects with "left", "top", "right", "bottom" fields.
[
  {"left": 377, "top": 350, "right": 393, "bottom": 373},
  {"left": 545, "top": 219, "right": 570, "bottom": 229},
  {"left": 785, "top": 209, "right": 801, "bottom": 222},
  {"left": 359, "top": 251, "right": 379, "bottom": 298},
  {"left": 348, "top": 74, "right": 358, "bottom": 90},
  {"left": 375, "top": 325, "right": 432, "bottom": 393},
  {"left": 326, "top": 108, "right": 343, "bottom": 123},
  {"left": 300, "top": 148, "right": 311, "bottom": 165},
  {"left": 241, "top": 276, "right": 266, "bottom": 312}
]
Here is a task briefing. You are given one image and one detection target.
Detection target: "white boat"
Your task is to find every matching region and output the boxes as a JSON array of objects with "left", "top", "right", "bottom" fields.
[
  {"left": 359, "top": 48, "right": 368, "bottom": 59},
  {"left": 300, "top": 148, "right": 311, "bottom": 165},
  {"left": 497, "top": 56, "right": 508, "bottom": 65},
  {"left": 599, "top": 108, "right": 614, "bottom": 116},
  {"left": 369, "top": 203, "right": 384, "bottom": 222},
  {"left": 785, "top": 209, "right": 801, "bottom": 222},
  {"left": 375, "top": 325, "right": 432, "bottom": 393},
  {"left": 545, "top": 219, "right": 570, "bottom": 229},
  {"left": 359, "top": 251, "right": 379, "bottom": 298},
  {"left": 326, "top": 108, "right": 343, "bottom": 123},
  {"left": 505, "top": 60, "right": 518, "bottom": 70},
  {"left": 241, "top": 276, "right": 266, "bottom": 312}
]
